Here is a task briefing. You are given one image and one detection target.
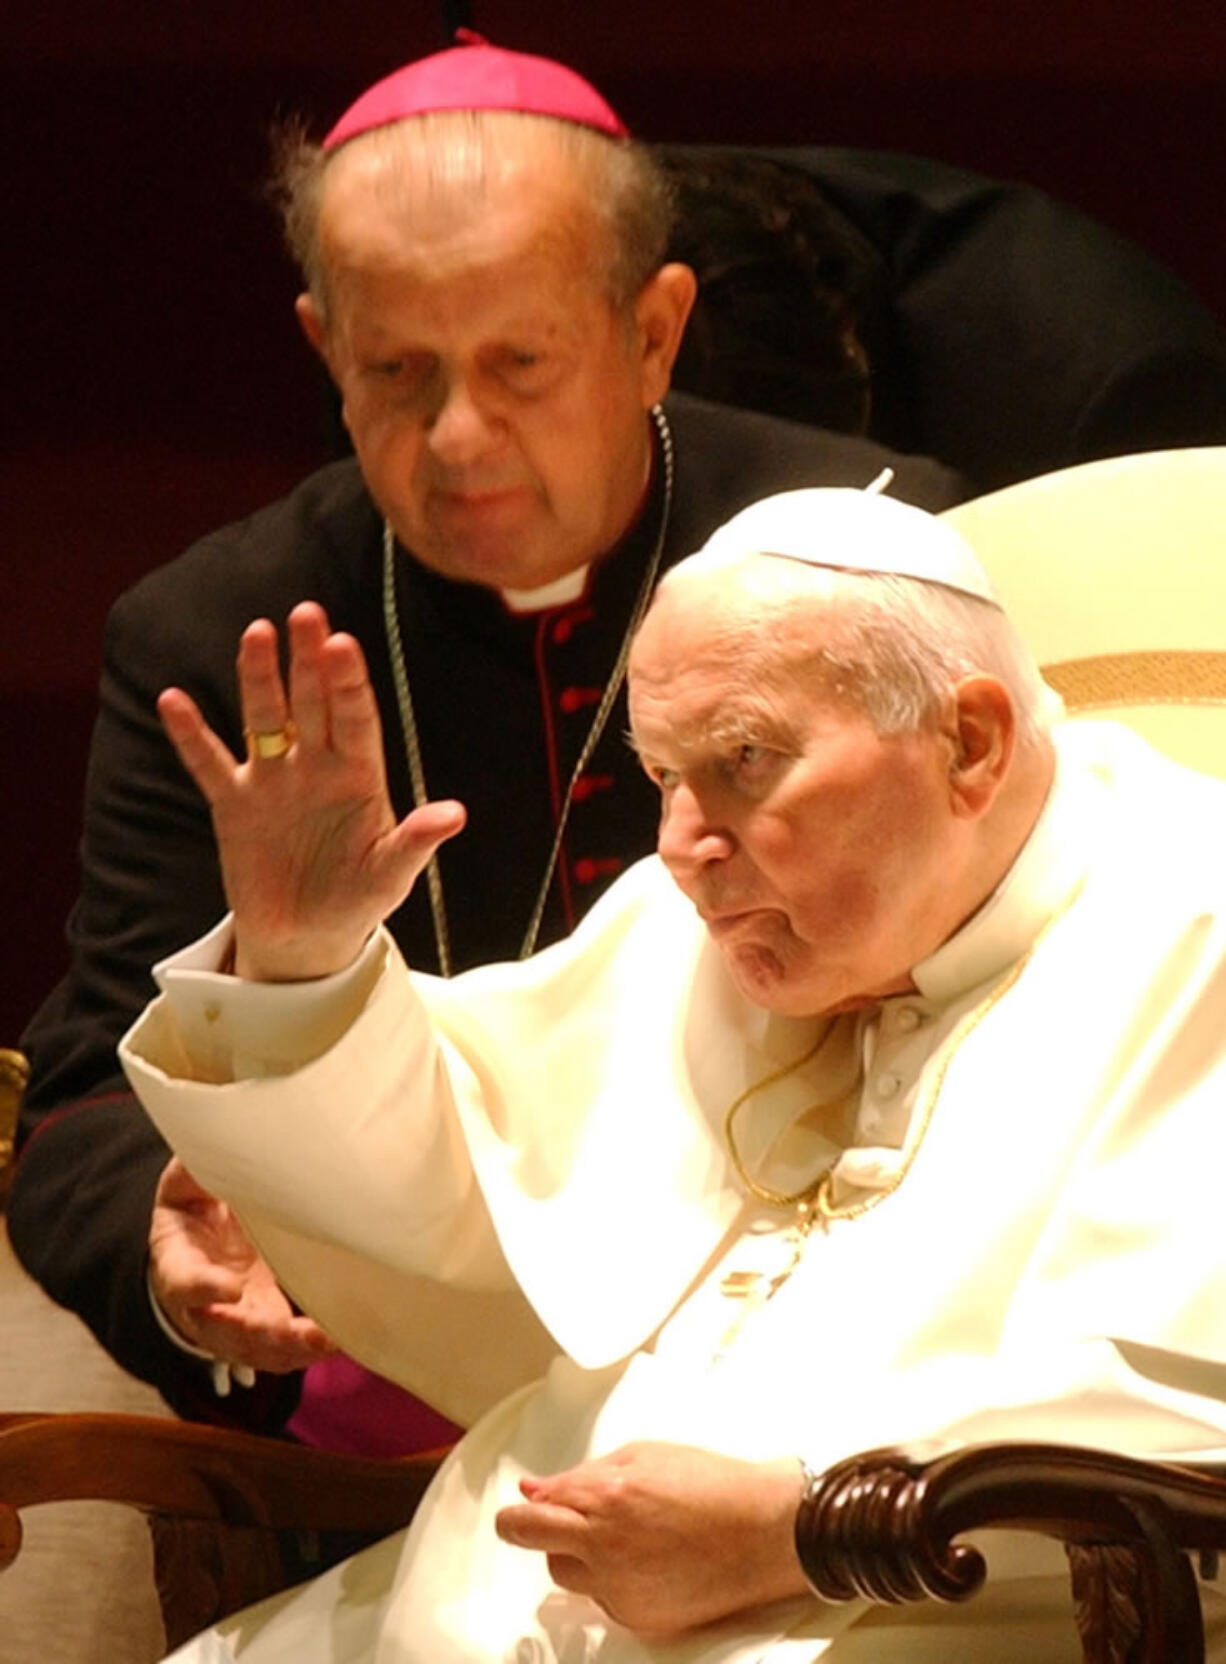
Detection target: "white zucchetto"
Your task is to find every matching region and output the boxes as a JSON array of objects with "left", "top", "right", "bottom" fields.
[{"left": 692, "top": 485, "right": 1001, "bottom": 606}]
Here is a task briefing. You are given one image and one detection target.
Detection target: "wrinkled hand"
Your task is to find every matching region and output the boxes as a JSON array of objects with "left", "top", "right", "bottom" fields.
[
  {"left": 495, "top": 1441, "right": 808, "bottom": 1636},
  {"left": 149, "top": 1156, "right": 336, "bottom": 1374},
  {"left": 158, "top": 601, "right": 465, "bottom": 981}
]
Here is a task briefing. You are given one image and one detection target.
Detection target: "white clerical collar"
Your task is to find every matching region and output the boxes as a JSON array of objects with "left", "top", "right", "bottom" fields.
[
  {"left": 500, "top": 565, "right": 591, "bottom": 613},
  {"left": 910, "top": 727, "right": 1100, "bottom": 1007}
]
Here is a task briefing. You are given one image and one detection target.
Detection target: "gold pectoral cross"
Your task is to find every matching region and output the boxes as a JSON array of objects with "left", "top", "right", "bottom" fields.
[
  {"left": 710, "top": 1199, "right": 822, "bottom": 1366},
  {"left": 720, "top": 1261, "right": 801, "bottom": 1303}
]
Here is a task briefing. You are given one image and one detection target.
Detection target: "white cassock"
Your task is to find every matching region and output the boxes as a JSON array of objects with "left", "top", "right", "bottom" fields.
[{"left": 121, "top": 722, "right": 1226, "bottom": 1663}]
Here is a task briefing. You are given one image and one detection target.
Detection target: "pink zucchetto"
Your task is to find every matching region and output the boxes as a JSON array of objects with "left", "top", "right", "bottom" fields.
[{"left": 323, "top": 30, "right": 629, "bottom": 152}]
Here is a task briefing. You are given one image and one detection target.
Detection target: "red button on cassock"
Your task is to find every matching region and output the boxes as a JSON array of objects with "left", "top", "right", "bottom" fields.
[
  {"left": 572, "top": 773, "right": 614, "bottom": 802},
  {"left": 573, "top": 855, "right": 623, "bottom": 884},
  {"left": 552, "top": 606, "right": 595, "bottom": 645},
  {"left": 560, "top": 686, "right": 602, "bottom": 714}
]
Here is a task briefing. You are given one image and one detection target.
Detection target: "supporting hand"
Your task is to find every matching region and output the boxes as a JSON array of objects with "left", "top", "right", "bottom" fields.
[
  {"left": 158, "top": 600, "right": 465, "bottom": 981},
  {"left": 495, "top": 1441, "right": 808, "bottom": 1635},
  {"left": 149, "top": 1156, "right": 336, "bottom": 1374}
]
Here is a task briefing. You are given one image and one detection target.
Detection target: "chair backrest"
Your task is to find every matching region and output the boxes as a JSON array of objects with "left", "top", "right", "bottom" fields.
[{"left": 942, "top": 447, "right": 1226, "bottom": 780}]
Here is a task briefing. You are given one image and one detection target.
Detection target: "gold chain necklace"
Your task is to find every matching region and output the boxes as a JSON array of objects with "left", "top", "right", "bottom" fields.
[
  {"left": 381, "top": 404, "right": 675, "bottom": 977},
  {"left": 723, "top": 884, "right": 1080, "bottom": 1229},
  {"left": 714, "top": 917, "right": 1071, "bottom": 1344},
  {"left": 722, "top": 1024, "right": 841, "bottom": 1210}
]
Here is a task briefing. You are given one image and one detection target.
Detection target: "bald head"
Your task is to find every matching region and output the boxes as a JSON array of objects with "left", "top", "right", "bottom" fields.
[
  {"left": 316, "top": 119, "right": 606, "bottom": 320},
  {"left": 277, "top": 109, "right": 675, "bottom": 322}
]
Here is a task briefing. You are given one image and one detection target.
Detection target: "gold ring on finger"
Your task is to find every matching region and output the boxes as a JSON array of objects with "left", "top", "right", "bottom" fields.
[{"left": 245, "top": 723, "right": 296, "bottom": 761}]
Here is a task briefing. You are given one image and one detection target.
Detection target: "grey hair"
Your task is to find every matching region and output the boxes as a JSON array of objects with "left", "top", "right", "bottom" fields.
[
  {"left": 269, "top": 109, "right": 675, "bottom": 318},
  {"left": 655, "top": 555, "right": 1060, "bottom": 748},
  {"left": 801, "top": 569, "right": 1059, "bottom": 747}
]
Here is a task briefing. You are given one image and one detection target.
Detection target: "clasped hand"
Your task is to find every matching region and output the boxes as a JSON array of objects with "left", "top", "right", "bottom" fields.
[
  {"left": 495, "top": 1441, "right": 809, "bottom": 1636},
  {"left": 158, "top": 601, "right": 466, "bottom": 982}
]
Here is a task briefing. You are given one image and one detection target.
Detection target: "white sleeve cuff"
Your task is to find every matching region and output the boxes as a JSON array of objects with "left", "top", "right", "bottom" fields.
[
  {"left": 145, "top": 1265, "right": 256, "bottom": 1394},
  {"left": 150, "top": 915, "right": 389, "bottom": 1081}
]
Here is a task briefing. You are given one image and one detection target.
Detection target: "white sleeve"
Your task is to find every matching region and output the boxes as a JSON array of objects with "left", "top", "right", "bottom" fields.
[
  {"left": 120, "top": 916, "right": 562, "bottom": 1424},
  {"left": 118, "top": 857, "right": 740, "bottom": 1395},
  {"left": 146, "top": 912, "right": 390, "bottom": 1082},
  {"left": 121, "top": 918, "right": 504, "bottom": 1288}
]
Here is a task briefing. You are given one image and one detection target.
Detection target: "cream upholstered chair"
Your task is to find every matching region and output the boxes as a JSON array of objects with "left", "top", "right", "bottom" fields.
[
  {"left": 942, "top": 445, "right": 1226, "bottom": 779},
  {"left": 3, "top": 450, "right": 1226, "bottom": 1660}
]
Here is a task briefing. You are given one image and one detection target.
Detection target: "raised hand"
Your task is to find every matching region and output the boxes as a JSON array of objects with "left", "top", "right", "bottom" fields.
[
  {"left": 149, "top": 1156, "right": 336, "bottom": 1375},
  {"left": 158, "top": 601, "right": 465, "bottom": 981},
  {"left": 494, "top": 1440, "right": 808, "bottom": 1635}
]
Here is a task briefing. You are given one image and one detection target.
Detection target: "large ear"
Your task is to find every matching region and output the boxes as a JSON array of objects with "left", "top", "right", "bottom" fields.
[
  {"left": 946, "top": 675, "right": 1016, "bottom": 818},
  {"left": 295, "top": 292, "right": 331, "bottom": 366},
  {"left": 633, "top": 261, "right": 698, "bottom": 408}
]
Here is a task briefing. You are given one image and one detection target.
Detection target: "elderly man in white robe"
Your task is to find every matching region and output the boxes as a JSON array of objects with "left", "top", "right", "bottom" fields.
[{"left": 122, "top": 486, "right": 1226, "bottom": 1662}]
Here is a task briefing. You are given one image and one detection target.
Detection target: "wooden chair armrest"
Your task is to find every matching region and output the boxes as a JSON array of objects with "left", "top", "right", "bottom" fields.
[
  {"left": 0, "top": 1409, "right": 443, "bottom": 1550},
  {"left": 10, "top": 1420, "right": 1225, "bottom": 1658},
  {"left": 0, "top": 1409, "right": 447, "bottom": 1647},
  {"left": 796, "top": 1440, "right": 1226, "bottom": 1664}
]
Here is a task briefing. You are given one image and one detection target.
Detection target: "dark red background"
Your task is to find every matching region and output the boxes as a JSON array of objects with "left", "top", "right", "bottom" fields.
[{"left": 4, "top": 1, "right": 1224, "bottom": 1038}]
